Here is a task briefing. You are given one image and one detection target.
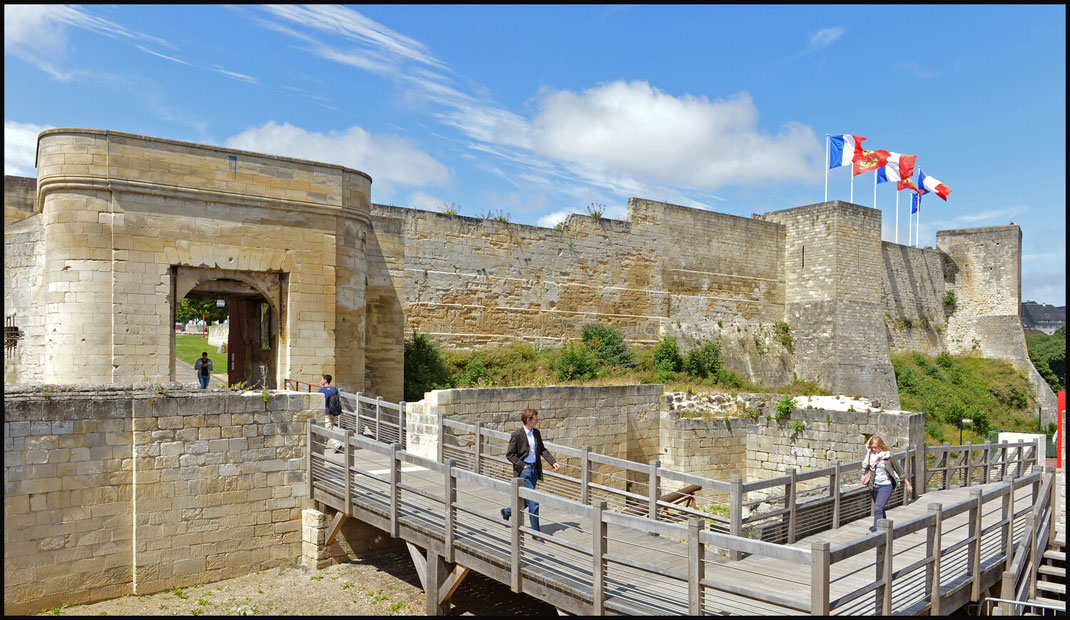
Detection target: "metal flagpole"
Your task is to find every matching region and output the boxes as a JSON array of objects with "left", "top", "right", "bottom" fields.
[
  {"left": 916, "top": 198, "right": 921, "bottom": 247},
  {"left": 908, "top": 198, "right": 913, "bottom": 245},
  {"left": 824, "top": 134, "right": 830, "bottom": 202},
  {"left": 850, "top": 170, "right": 854, "bottom": 204},
  {"left": 873, "top": 171, "right": 878, "bottom": 209},
  {"left": 894, "top": 190, "right": 899, "bottom": 244}
]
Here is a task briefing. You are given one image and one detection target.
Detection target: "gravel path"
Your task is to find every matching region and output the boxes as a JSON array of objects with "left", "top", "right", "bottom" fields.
[{"left": 32, "top": 547, "right": 556, "bottom": 616}]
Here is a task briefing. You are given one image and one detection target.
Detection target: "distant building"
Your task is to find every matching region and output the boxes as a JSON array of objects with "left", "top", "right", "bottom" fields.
[{"left": 1021, "top": 301, "right": 1066, "bottom": 335}]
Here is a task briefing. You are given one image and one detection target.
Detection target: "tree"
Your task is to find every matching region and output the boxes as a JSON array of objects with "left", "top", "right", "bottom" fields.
[{"left": 176, "top": 297, "right": 229, "bottom": 324}]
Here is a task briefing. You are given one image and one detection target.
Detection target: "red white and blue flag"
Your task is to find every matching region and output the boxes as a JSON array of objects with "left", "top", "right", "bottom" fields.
[
  {"left": 918, "top": 170, "right": 952, "bottom": 201},
  {"left": 876, "top": 152, "right": 917, "bottom": 185},
  {"left": 829, "top": 134, "right": 865, "bottom": 169}
]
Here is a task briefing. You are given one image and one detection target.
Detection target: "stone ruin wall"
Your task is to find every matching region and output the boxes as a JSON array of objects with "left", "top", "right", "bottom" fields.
[
  {"left": 371, "top": 199, "right": 794, "bottom": 389},
  {"left": 3, "top": 130, "right": 403, "bottom": 401},
  {"left": 3, "top": 386, "right": 319, "bottom": 615}
]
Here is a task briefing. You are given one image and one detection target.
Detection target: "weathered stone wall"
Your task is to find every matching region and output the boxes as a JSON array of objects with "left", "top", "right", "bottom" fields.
[
  {"left": 745, "top": 403, "right": 925, "bottom": 485},
  {"left": 881, "top": 242, "right": 948, "bottom": 355},
  {"left": 7, "top": 129, "right": 384, "bottom": 397},
  {"left": 938, "top": 226, "right": 1057, "bottom": 423},
  {"left": 3, "top": 386, "right": 318, "bottom": 615},
  {"left": 371, "top": 198, "right": 792, "bottom": 387},
  {"left": 3, "top": 210, "right": 46, "bottom": 385},
  {"left": 761, "top": 202, "right": 900, "bottom": 408},
  {"left": 4, "top": 174, "right": 36, "bottom": 227}
]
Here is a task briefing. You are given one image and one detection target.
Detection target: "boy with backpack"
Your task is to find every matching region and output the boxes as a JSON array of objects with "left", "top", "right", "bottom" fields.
[{"left": 318, "top": 374, "right": 344, "bottom": 453}]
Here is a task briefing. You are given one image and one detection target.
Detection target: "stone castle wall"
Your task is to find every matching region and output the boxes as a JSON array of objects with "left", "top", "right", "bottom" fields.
[
  {"left": 3, "top": 130, "right": 402, "bottom": 400},
  {"left": 3, "top": 386, "right": 318, "bottom": 615},
  {"left": 880, "top": 243, "right": 949, "bottom": 356}
]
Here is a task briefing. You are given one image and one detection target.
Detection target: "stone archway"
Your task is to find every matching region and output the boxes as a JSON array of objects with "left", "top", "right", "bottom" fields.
[{"left": 171, "top": 266, "right": 286, "bottom": 388}]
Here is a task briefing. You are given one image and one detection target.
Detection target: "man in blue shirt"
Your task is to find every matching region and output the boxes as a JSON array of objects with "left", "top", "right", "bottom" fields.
[
  {"left": 194, "top": 352, "right": 213, "bottom": 389},
  {"left": 501, "top": 408, "right": 559, "bottom": 532},
  {"left": 318, "top": 374, "right": 343, "bottom": 453}
]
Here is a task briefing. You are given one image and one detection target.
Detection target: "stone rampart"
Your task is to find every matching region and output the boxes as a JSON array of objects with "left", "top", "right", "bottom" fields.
[
  {"left": 881, "top": 242, "right": 948, "bottom": 355},
  {"left": 3, "top": 386, "right": 318, "bottom": 615}
]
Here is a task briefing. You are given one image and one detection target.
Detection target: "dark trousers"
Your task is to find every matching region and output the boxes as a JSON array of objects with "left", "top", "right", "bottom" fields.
[
  {"left": 871, "top": 483, "right": 894, "bottom": 531},
  {"left": 503, "top": 464, "right": 541, "bottom": 531}
]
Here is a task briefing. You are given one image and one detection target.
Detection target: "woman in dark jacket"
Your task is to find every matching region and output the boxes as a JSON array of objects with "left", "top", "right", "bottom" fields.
[{"left": 861, "top": 435, "right": 913, "bottom": 532}]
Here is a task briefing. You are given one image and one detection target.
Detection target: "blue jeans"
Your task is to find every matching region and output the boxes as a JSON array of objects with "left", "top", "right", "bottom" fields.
[
  {"left": 503, "top": 464, "right": 541, "bottom": 531},
  {"left": 871, "top": 484, "right": 893, "bottom": 531},
  {"left": 198, "top": 374, "right": 210, "bottom": 389}
]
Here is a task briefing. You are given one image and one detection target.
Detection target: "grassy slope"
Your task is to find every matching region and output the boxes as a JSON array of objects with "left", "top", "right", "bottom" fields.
[
  {"left": 891, "top": 352, "right": 1039, "bottom": 444},
  {"left": 175, "top": 334, "right": 227, "bottom": 375}
]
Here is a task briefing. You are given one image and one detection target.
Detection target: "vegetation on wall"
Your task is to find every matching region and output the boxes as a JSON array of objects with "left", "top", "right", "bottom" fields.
[
  {"left": 1025, "top": 326, "right": 1065, "bottom": 394},
  {"left": 401, "top": 324, "right": 831, "bottom": 401},
  {"left": 893, "top": 352, "right": 1038, "bottom": 444}
]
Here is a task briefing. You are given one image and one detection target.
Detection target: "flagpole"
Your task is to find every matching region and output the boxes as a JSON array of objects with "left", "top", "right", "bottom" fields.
[
  {"left": 894, "top": 190, "right": 899, "bottom": 244},
  {"left": 850, "top": 171, "right": 854, "bottom": 204},
  {"left": 916, "top": 200, "right": 921, "bottom": 248},
  {"left": 873, "top": 171, "right": 877, "bottom": 209},
  {"left": 824, "top": 134, "right": 830, "bottom": 203},
  {"left": 908, "top": 199, "right": 913, "bottom": 245}
]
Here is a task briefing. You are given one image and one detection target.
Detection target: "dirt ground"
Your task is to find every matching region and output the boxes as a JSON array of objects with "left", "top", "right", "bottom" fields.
[{"left": 33, "top": 547, "right": 557, "bottom": 616}]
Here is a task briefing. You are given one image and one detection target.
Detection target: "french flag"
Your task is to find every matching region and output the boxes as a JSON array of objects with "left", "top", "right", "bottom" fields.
[
  {"left": 918, "top": 170, "right": 952, "bottom": 201},
  {"left": 876, "top": 152, "right": 917, "bottom": 185},
  {"left": 829, "top": 134, "right": 865, "bottom": 169}
]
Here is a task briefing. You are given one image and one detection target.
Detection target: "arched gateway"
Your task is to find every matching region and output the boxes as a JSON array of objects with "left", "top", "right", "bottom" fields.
[{"left": 4, "top": 129, "right": 402, "bottom": 399}]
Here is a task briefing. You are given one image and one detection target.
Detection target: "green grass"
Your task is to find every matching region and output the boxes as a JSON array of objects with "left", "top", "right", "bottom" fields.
[
  {"left": 175, "top": 334, "right": 226, "bottom": 374},
  {"left": 892, "top": 352, "right": 1039, "bottom": 444}
]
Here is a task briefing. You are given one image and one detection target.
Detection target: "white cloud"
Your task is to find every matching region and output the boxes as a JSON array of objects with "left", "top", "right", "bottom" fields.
[
  {"left": 1022, "top": 272, "right": 1066, "bottom": 307},
  {"left": 808, "top": 27, "right": 844, "bottom": 50},
  {"left": 407, "top": 190, "right": 448, "bottom": 212},
  {"left": 1024, "top": 248, "right": 1067, "bottom": 264},
  {"left": 4, "top": 5, "right": 172, "bottom": 55},
  {"left": 4, "top": 120, "right": 49, "bottom": 176},
  {"left": 224, "top": 121, "right": 452, "bottom": 198}
]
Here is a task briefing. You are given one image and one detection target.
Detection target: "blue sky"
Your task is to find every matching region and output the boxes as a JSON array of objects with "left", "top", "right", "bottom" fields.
[{"left": 4, "top": 5, "right": 1065, "bottom": 306}]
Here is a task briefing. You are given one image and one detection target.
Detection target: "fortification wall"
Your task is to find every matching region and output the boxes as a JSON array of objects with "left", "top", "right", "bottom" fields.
[
  {"left": 938, "top": 226, "right": 1057, "bottom": 423},
  {"left": 3, "top": 386, "right": 319, "bottom": 615},
  {"left": 4, "top": 174, "right": 37, "bottom": 227},
  {"left": 7, "top": 129, "right": 393, "bottom": 398},
  {"left": 4, "top": 211, "right": 46, "bottom": 385},
  {"left": 762, "top": 202, "right": 900, "bottom": 407},
  {"left": 880, "top": 242, "right": 948, "bottom": 355},
  {"left": 372, "top": 198, "right": 792, "bottom": 387}
]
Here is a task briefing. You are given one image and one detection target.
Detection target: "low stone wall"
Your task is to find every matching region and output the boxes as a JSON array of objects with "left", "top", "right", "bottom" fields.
[
  {"left": 3, "top": 385, "right": 320, "bottom": 615},
  {"left": 407, "top": 384, "right": 663, "bottom": 465}
]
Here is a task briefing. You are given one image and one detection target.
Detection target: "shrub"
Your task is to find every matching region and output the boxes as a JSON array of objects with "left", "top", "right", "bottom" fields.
[
  {"left": 581, "top": 323, "right": 632, "bottom": 368},
  {"left": 774, "top": 322, "right": 794, "bottom": 353},
  {"left": 943, "top": 290, "right": 957, "bottom": 307},
  {"left": 775, "top": 396, "right": 795, "bottom": 420},
  {"left": 555, "top": 341, "right": 596, "bottom": 381},
  {"left": 403, "top": 332, "right": 453, "bottom": 401},
  {"left": 652, "top": 335, "right": 683, "bottom": 373},
  {"left": 715, "top": 367, "right": 745, "bottom": 389},
  {"left": 684, "top": 340, "right": 721, "bottom": 378}
]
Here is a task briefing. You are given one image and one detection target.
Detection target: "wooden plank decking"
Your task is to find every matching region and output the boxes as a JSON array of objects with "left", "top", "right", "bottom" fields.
[{"left": 308, "top": 425, "right": 1048, "bottom": 616}]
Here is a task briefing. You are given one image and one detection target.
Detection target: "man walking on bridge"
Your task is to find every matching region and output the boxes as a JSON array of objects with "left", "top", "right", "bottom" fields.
[{"left": 501, "top": 408, "right": 560, "bottom": 532}]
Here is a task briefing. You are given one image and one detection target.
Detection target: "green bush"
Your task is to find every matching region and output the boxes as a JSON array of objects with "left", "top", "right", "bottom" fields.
[
  {"left": 684, "top": 340, "right": 721, "bottom": 378},
  {"left": 775, "top": 396, "right": 795, "bottom": 420},
  {"left": 774, "top": 322, "right": 794, "bottom": 353},
  {"left": 555, "top": 341, "right": 596, "bottom": 381},
  {"left": 403, "top": 332, "right": 453, "bottom": 401},
  {"left": 715, "top": 368, "right": 745, "bottom": 389},
  {"left": 1025, "top": 327, "right": 1065, "bottom": 393},
  {"left": 943, "top": 290, "right": 957, "bottom": 307},
  {"left": 652, "top": 335, "right": 683, "bottom": 373},
  {"left": 581, "top": 323, "right": 633, "bottom": 368}
]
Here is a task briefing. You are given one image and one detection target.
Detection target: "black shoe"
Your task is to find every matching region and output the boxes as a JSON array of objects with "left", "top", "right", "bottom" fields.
[
  {"left": 501, "top": 508, "right": 509, "bottom": 521},
  {"left": 869, "top": 527, "right": 877, "bottom": 533}
]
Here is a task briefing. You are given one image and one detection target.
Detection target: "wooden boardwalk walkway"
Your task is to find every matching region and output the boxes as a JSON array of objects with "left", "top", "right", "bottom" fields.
[{"left": 304, "top": 398, "right": 1058, "bottom": 615}]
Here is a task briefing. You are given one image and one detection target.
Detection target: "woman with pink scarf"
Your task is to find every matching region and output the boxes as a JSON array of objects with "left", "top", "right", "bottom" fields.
[{"left": 861, "top": 435, "right": 913, "bottom": 532}]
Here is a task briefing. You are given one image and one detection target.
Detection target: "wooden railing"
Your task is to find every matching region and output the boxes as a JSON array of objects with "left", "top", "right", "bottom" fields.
[
  {"left": 438, "top": 418, "right": 732, "bottom": 531},
  {"left": 308, "top": 420, "right": 1056, "bottom": 615},
  {"left": 925, "top": 440, "right": 1037, "bottom": 489},
  {"left": 997, "top": 466, "right": 1059, "bottom": 615},
  {"left": 335, "top": 391, "right": 407, "bottom": 449}
]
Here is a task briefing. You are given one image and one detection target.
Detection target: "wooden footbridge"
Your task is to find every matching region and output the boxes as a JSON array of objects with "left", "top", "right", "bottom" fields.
[{"left": 306, "top": 393, "right": 1060, "bottom": 615}]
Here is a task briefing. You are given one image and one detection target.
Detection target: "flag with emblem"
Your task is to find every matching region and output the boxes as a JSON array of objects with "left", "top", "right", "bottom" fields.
[
  {"left": 829, "top": 134, "right": 865, "bottom": 169},
  {"left": 853, "top": 147, "right": 891, "bottom": 176}
]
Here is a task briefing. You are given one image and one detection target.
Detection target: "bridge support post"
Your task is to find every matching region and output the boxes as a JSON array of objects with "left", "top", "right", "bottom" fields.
[
  {"left": 407, "top": 543, "right": 470, "bottom": 616},
  {"left": 875, "top": 519, "right": 893, "bottom": 615},
  {"left": 1001, "top": 482, "right": 1013, "bottom": 571},
  {"left": 927, "top": 503, "right": 942, "bottom": 615},
  {"left": 810, "top": 541, "right": 830, "bottom": 615},
  {"left": 648, "top": 459, "right": 660, "bottom": 526},
  {"left": 830, "top": 461, "right": 840, "bottom": 529},
  {"left": 687, "top": 518, "right": 705, "bottom": 615},
  {"left": 510, "top": 478, "right": 523, "bottom": 593},
  {"left": 969, "top": 488, "right": 983, "bottom": 600},
  {"left": 786, "top": 468, "right": 797, "bottom": 544},
  {"left": 728, "top": 477, "right": 742, "bottom": 561},
  {"left": 444, "top": 459, "right": 456, "bottom": 563},
  {"left": 592, "top": 501, "right": 606, "bottom": 615},
  {"left": 964, "top": 441, "right": 973, "bottom": 486},
  {"left": 581, "top": 447, "right": 591, "bottom": 506},
  {"left": 915, "top": 443, "right": 927, "bottom": 497}
]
